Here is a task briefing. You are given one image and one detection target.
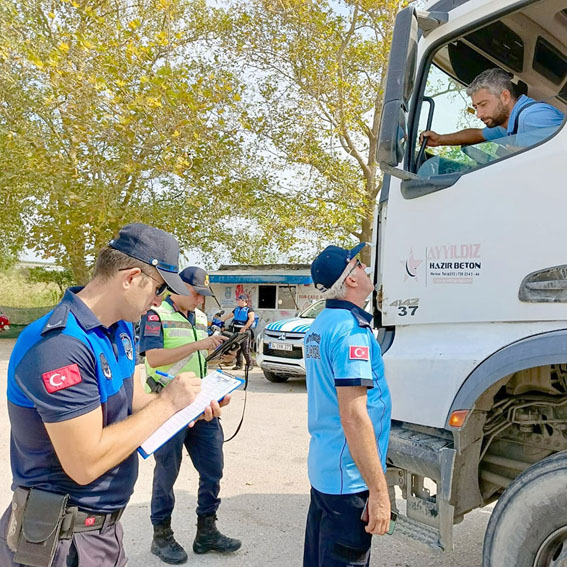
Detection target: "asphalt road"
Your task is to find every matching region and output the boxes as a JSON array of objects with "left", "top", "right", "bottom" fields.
[{"left": 0, "top": 338, "right": 490, "bottom": 566}]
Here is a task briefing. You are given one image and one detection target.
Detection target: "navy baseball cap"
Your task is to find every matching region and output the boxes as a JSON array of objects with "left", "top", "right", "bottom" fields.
[
  {"left": 237, "top": 294, "right": 248, "bottom": 300},
  {"left": 179, "top": 267, "right": 213, "bottom": 296},
  {"left": 108, "top": 223, "right": 189, "bottom": 296},
  {"left": 311, "top": 242, "right": 366, "bottom": 292}
]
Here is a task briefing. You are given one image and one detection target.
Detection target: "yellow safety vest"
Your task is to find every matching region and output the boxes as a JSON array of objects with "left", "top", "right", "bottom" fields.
[{"left": 145, "top": 301, "right": 208, "bottom": 388}]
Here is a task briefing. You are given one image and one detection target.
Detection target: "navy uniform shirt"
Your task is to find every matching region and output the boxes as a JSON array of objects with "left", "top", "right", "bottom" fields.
[
  {"left": 7, "top": 288, "right": 137, "bottom": 512},
  {"left": 138, "top": 296, "right": 195, "bottom": 354}
]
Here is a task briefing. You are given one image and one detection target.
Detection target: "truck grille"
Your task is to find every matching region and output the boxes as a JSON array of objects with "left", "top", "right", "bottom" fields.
[{"left": 264, "top": 330, "right": 306, "bottom": 340}]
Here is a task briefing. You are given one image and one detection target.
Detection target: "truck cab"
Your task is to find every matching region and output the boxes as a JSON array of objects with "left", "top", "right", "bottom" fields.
[{"left": 376, "top": 0, "right": 567, "bottom": 564}]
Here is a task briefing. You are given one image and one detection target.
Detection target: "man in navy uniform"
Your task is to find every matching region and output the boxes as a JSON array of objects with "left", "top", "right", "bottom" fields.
[
  {"left": 0, "top": 223, "right": 229, "bottom": 567},
  {"left": 303, "top": 243, "right": 392, "bottom": 567},
  {"left": 221, "top": 294, "right": 255, "bottom": 370},
  {"left": 139, "top": 267, "right": 241, "bottom": 564}
]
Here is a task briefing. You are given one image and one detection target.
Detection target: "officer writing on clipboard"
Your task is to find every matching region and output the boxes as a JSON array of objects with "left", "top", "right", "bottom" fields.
[
  {"left": 220, "top": 294, "right": 255, "bottom": 370},
  {"left": 139, "top": 267, "right": 242, "bottom": 565},
  {"left": 0, "top": 223, "right": 229, "bottom": 567}
]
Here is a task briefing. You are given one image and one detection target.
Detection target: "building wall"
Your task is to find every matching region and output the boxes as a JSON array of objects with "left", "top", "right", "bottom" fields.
[{"left": 204, "top": 283, "right": 323, "bottom": 333}]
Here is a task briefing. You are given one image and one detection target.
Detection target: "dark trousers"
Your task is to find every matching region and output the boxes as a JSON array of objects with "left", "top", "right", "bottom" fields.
[
  {"left": 151, "top": 417, "right": 224, "bottom": 525},
  {"left": 235, "top": 331, "right": 252, "bottom": 367},
  {"left": 303, "top": 487, "right": 372, "bottom": 567},
  {"left": 0, "top": 506, "right": 127, "bottom": 567}
]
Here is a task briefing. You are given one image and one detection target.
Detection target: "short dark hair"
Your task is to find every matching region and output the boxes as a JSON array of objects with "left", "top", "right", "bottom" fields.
[
  {"left": 93, "top": 246, "right": 151, "bottom": 281},
  {"left": 466, "top": 68, "right": 516, "bottom": 99}
]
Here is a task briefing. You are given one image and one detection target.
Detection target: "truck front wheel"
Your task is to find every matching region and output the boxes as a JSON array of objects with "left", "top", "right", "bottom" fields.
[{"left": 483, "top": 451, "right": 567, "bottom": 567}]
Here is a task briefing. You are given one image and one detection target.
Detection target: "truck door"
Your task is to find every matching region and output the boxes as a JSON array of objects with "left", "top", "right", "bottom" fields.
[{"left": 378, "top": 0, "right": 567, "bottom": 329}]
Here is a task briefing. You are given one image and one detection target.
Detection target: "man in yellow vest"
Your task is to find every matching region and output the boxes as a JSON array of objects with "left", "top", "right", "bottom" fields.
[{"left": 139, "top": 267, "right": 242, "bottom": 564}]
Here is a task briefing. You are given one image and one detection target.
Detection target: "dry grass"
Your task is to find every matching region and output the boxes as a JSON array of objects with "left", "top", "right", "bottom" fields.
[{"left": 0, "top": 269, "right": 61, "bottom": 308}]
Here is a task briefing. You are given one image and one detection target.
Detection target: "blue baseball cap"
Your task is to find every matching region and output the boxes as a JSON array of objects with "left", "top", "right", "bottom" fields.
[
  {"left": 179, "top": 267, "right": 213, "bottom": 296},
  {"left": 311, "top": 242, "right": 366, "bottom": 292},
  {"left": 109, "top": 223, "right": 189, "bottom": 296},
  {"left": 237, "top": 294, "right": 248, "bottom": 300}
]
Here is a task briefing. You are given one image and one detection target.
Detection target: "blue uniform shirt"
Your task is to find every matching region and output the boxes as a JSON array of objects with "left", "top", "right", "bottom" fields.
[
  {"left": 7, "top": 288, "right": 137, "bottom": 512},
  {"left": 304, "top": 299, "right": 391, "bottom": 495},
  {"left": 232, "top": 306, "right": 253, "bottom": 327},
  {"left": 483, "top": 95, "right": 565, "bottom": 145}
]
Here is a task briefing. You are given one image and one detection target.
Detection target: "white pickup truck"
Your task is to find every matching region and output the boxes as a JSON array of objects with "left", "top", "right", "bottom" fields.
[{"left": 256, "top": 300, "right": 325, "bottom": 382}]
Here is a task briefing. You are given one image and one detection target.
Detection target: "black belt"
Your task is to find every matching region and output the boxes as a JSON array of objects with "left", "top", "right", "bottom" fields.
[
  {"left": 69, "top": 508, "right": 124, "bottom": 534},
  {"left": 12, "top": 488, "right": 124, "bottom": 540}
]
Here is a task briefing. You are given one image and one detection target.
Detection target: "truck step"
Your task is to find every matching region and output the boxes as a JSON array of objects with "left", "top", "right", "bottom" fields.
[{"left": 395, "top": 513, "right": 443, "bottom": 551}]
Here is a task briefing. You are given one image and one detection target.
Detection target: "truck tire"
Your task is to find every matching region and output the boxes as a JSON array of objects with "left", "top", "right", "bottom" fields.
[
  {"left": 263, "top": 370, "right": 289, "bottom": 383},
  {"left": 483, "top": 451, "right": 567, "bottom": 567}
]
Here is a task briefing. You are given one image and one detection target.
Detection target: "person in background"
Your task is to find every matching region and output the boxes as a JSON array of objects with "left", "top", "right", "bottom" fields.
[
  {"left": 139, "top": 267, "right": 241, "bottom": 565},
  {"left": 221, "top": 294, "right": 255, "bottom": 370},
  {"left": 208, "top": 311, "right": 225, "bottom": 336}
]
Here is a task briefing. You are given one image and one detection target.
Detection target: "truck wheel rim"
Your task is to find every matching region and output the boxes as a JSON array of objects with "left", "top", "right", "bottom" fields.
[{"left": 535, "top": 526, "right": 567, "bottom": 566}]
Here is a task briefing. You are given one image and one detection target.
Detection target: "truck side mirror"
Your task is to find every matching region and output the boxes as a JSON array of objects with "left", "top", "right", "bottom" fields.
[{"left": 377, "top": 6, "right": 418, "bottom": 173}]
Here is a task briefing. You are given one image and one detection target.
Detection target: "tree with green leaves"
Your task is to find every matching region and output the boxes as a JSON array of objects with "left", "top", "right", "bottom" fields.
[
  {"left": 221, "top": 0, "right": 406, "bottom": 264},
  {"left": 0, "top": 0, "right": 406, "bottom": 275},
  {"left": 0, "top": 0, "right": 261, "bottom": 281}
]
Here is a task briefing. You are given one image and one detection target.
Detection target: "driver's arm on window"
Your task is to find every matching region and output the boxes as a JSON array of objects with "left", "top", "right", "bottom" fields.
[{"left": 420, "top": 128, "right": 484, "bottom": 147}]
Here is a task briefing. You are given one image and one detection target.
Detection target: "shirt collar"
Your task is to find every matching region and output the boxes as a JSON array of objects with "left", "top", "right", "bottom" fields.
[
  {"left": 507, "top": 94, "right": 534, "bottom": 134},
  {"left": 42, "top": 286, "right": 106, "bottom": 334},
  {"left": 167, "top": 295, "right": 194, "bottom": 323},
  {"left": 325, "top": 299, "right": 372, "bottom": 328}
]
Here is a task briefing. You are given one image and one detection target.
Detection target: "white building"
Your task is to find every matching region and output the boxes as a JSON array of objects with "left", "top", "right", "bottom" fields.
[{"left": 204, "top": 264, "right": 323, "bottom": 333}]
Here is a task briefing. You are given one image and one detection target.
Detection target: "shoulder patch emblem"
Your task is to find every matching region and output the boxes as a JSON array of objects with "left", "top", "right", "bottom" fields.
[
  {"left": 144, "top": 322, "right": 161, "bottom": 337},
  {"left": 147, "top": 314, "right": 159, "bottom": 322},
  {"left": 42, "top": 364, "right": 82, "bottom": 394},
  {"left": 349, "top": 346, "right": 369, "bottom": 361},
  {"left": 99, "top": 353, "right": 112, "bottom": 379},
  {"left": 120, "top": 332, "right": 134, "bottom": 361}
]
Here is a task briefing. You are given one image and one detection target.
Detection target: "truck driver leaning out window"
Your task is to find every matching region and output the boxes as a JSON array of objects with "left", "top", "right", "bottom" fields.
[{"left": 420, "top": 68, "right": 565, "bottom": 149}]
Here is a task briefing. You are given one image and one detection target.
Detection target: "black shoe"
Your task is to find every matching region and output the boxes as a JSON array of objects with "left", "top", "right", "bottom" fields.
[
  {"left": 232, "top": 365, "right": 243, "bottom": 370},
  {"left": 193, "top": 514, "right": 242, "bottom": 554},
  {"left": 151, "top": 520, "right": 188, "bottom": 564}
]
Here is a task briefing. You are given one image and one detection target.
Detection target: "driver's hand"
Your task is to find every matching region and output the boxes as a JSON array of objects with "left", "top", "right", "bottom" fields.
[{"left": 419, "top": 130, "right": 441, "bottom": 147}]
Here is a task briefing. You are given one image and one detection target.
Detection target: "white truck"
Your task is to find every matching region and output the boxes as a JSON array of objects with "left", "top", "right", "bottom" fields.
[{"left": 376, "top": 0, "right": 567, "bottom": 565}]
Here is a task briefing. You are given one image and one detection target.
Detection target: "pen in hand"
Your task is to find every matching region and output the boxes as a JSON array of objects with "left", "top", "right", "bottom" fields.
[{"left": 155, "top": 370, "right": 175, "bottom": 384}]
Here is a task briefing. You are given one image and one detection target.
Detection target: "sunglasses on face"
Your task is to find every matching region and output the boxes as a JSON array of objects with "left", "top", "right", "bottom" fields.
[
  {"left": 119, "top": 267, "right": 168, "bottom": 296},
  {"left": 345, "top": 259, "right": 363, "bottom": 279}
]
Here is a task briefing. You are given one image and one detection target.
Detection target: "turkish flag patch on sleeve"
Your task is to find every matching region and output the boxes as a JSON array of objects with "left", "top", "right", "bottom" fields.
[
  {"left": 349, "top": 346, "right": 369, "bottom": 361},
  {"left": 42, "top": 364, "right": 82, "bottom": 394}
]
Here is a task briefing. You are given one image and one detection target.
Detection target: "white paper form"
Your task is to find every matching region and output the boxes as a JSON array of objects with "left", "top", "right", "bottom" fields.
[{"left": 138, "top": 370, "right": 244, "bottom": 458}]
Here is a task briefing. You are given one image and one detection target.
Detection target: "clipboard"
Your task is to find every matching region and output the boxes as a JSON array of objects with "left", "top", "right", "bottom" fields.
[
  {"left": 138, "top": 369, "right": 245, "bottom": 458},
  {"left": 205, "top": 332, "right": 249, "bottom": 362}
]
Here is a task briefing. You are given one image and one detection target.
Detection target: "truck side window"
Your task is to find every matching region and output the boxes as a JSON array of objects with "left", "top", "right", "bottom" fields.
[{"left": 413, "top": 8, "right": 567, "bottom": 178}]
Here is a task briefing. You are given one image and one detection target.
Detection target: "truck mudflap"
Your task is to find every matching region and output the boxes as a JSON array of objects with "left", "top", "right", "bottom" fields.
[{"left": 387, "top": 422, "right": 457, "bottom": 551}]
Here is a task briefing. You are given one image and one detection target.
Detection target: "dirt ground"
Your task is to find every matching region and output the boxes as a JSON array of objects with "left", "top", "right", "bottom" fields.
[{"left": 0, "top": 338, "right": 490, "bottom": 566}]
